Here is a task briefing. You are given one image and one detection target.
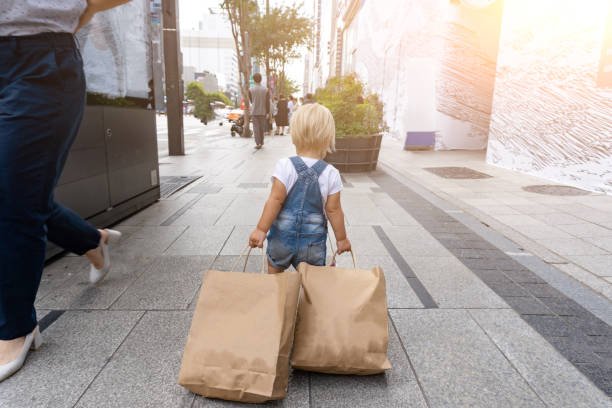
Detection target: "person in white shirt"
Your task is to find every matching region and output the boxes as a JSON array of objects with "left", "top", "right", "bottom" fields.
[{"left": 249, "top": 103, "right": 351, "bottom": 273}]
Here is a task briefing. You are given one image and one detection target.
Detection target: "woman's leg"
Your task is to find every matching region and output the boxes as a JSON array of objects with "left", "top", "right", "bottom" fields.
[{"left": 0, "top": 36, "right": 98, "bottom": 350}]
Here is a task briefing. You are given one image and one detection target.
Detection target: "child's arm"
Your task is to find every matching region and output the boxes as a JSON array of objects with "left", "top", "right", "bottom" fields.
[
  {"left": 249, "top": 179, "right": 287, "bottom": 248},
  {"left": 325, "top": 192, "right": 351, "bottom": 254}
]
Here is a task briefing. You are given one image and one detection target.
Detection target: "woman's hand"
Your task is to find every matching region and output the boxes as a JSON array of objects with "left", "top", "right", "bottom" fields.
[
  {"left": 336, "top": 238, "right": 351, "bottom": 254},
  {"left": 249, "top": 228, "right": 267, "bottom": 248}
]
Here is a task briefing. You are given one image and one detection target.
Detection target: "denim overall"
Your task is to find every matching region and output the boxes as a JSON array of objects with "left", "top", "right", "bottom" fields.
[{"left": 267, "top": 157, "right": 328, "bottom": 270}]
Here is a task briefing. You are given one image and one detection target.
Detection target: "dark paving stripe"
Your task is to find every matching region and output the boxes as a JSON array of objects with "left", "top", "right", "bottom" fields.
[
  {"left": 373, "top": 225, "right": 438, "bottom": 309},
  {"left": 160, "top": 194, "right": 203, "bottom": 226},
  {"left": 39, "top": 310, "right": 65, "bottom": 332},
  {"left": 159, "top": 175, "right": 202, "bottom": 198},
  {"left": 371, "top": 170, "right": 612, "bottom": 396}
]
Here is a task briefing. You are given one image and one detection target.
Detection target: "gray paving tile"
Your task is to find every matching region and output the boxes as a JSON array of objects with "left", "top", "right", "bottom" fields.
[
  {"left": 403, "top": 256, "right": 508, "bottom": 308},
  {"left": 344, "top": 226, "right": 390, "bottom": 256},
  {"left": 119, "top": 194, "right": 200, "bottom": 226},
  {"left": 172, "top": 206, "right": 228, "bottom": 227},
  {"left": 114, "top": 225, "right": 189, "bottom": 259},
  {"left": 538, "top": 297, "right": 591, "bottom": 317},
  {"left": 521, "top": 315, "right": 572, "bottom": 337},
  {"left": 469, "top": 310, "right": 611, "bottom": 407},
  {"left": 0, "top": 311, "right": 142, "bottom": 408},
  {"left": 76, "top": 311, "right": 194, "bottom": 408},
  {"left": 487, "top": 282, "right": 531, "bottom": 297},
  {"left": 547, "top": 336, "right": 601, "bottom": 364},
  {"left": 520, "top": 283, "right": 564, "bottom": 298},
  {"left": 309, "top": 324, "right": 427, "bottom": 408},
  {"left": 333, "top": 255, "right": 424, "bottom": 309},
  {"left": 210, "top": 254, "right": 268, "bottom": 274},
  {"left": 472, "top": 269, "right": 514, "bottom": 284},
  {"left": 390, "top": 309, "right": 544, "bottom": 407},
  {"left": 214, "top": 194, "right": 267, "bottom": 226},
  {"left": 566, "top": 255, "right": 612, "bottom": 277},
  {"left": 502, "top": 269, "right": 546, "bottom": 284},
  {"left": 574, "top": 364, "right": 612, "bottom": 396},
  {"left": 37, "top": 254, "right": 157, "bottom": 310},
  {"left": 192, "top": 370, "right": 309, "bottom": 407},
  {"left": 165, "top": 225, "right": 234, "bottom": 256},
  {"left": 37, "top": 256, "right": 91, "bottom": 302},
  {"left": 502, "top": 296, "right": 553, "bottom": 315},
  {"left": 111, "top": 256, "right": 214, "bottom": 310},
  {"left": 562, "top": 315, "right": 612, "bottom": 336},
  {"left": 219, "top": 225, "right": 257, "bottom": 255},
  {"left": 383, "top": 226, "right": 450, "bottom": 257}
]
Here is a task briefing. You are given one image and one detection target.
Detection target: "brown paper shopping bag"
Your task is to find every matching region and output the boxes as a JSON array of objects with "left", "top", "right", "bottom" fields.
[
  {"left": 292, "top": 251, "right": 391, "bottom": 375},
  {"left": 178, "top": 247, "right": 300, "bottom": 403}
]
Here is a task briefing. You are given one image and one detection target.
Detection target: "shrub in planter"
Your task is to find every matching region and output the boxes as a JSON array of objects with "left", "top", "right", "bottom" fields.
[{"left": 316, "top": 74, "right": 387, "bottom": 172}]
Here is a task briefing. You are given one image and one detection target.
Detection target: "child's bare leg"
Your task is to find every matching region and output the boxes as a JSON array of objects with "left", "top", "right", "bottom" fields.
[{"left": 268, "top": 260, "right": 283, "bottom": 274}]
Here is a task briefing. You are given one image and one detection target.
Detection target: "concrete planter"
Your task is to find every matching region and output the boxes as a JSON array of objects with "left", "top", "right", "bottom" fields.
[{"left": 325, "top": 134, "right": 382, "bottom": 172}]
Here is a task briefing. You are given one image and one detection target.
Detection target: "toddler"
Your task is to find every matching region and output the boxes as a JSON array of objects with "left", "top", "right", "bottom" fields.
[{"left": 249, "top": 103, "right": 351, "bottom": 273}]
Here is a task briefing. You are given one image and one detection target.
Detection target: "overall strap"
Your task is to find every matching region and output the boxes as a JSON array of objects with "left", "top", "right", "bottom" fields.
[
  {"left": 311, "top": 160, "right": 328, "bottom": 177},
  {"left": 289, "top": 156, "right": 309, "bottom": 174}
]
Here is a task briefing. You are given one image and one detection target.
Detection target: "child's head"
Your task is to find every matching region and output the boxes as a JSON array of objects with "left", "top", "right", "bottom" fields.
[{"left": 290, "top": 103, "right": 335, "bottom": 157}]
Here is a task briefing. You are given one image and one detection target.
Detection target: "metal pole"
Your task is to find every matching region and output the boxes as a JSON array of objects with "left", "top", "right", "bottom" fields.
[{"left": 162, "top": 0, "right": 185, "bottom": 155}]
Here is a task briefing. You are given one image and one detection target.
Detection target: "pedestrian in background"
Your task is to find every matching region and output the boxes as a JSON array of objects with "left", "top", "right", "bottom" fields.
[
  {"left": 0, "top": 0, "right": 129, "bottom": 382},
  {"left": 304, "top": 93, "right": 316, "bottom": 104},
  {"left": 275, "top": 95, "right": 289, "bottom": 136},
  {"left": 248, "top": 73, "right": 270, "bottom": 149},
  {"left": 288, "top": 95, "right": 295, "bottom": 119}
]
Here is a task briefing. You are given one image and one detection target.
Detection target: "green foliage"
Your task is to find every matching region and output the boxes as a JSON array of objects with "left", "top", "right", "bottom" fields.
[
  {"left": 186, "top": 82, "right": 234, "bottom": 120},
  {"left": 282, "top": 77, "right": 299, "bottom": 96},
  {"left": 251, "top": 4, "right": 312, "bottom": 95},
  {"left": 315, "top": 74, "right": 386, "bottom": 138}
]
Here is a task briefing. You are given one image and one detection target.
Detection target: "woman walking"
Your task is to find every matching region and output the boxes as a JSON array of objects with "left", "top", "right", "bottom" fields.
[
  {"left": 275, "top": 95, "right": 289, "bottom": 135},
  {"left": 0, "top": 0, "right": 127, "bottom": 382}
]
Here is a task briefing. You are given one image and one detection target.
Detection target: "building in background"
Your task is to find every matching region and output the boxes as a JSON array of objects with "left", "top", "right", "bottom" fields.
[
  {"left": 180, "top": 11, "right": 239, "bottom": 102},
  {"left": 183, "top": 65, "right": 196, "bottom": 85},
  {"left": 195, "top": 71, "right": 219, "bottom": 92},
  {"left": 311, "top": 0, "right": 611, "bottom": 194}
]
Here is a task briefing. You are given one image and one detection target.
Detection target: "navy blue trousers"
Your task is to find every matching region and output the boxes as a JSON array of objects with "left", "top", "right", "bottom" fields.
[{"left": 0, "top": 33, "right": 101, "bottom": 340}]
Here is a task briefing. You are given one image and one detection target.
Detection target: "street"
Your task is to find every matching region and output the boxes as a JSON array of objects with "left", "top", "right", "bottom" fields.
[{"left": 0, "top": 115, "right": 610, "bottom": 407}]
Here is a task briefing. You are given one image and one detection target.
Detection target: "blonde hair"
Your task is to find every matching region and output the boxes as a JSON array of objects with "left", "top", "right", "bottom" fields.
[{"left": 290, "top": 103, "right": 335, "bottom": 156}]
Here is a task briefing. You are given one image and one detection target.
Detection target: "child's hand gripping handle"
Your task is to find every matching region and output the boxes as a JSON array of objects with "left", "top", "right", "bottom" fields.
[{"left": 330, "top": 249, "right": 357, "bottom": 270}]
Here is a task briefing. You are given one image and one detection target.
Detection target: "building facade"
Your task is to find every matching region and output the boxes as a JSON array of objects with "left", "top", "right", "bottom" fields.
[
  {"left": 312, "top": 0, "right": 612, "bottom": 194},
  {"left": 180, "top": 12, "right": 239, "bottom": 101}
]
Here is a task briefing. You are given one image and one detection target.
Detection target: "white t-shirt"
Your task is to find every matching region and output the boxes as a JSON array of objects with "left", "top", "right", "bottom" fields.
[{"left": 272, "top": 157, "right": 343, "bottom": 208}]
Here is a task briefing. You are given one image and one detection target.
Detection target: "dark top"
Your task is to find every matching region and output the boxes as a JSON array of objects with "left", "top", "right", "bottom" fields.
[{"left": 276, "top": 99, "right": 289, "bottom": 126}]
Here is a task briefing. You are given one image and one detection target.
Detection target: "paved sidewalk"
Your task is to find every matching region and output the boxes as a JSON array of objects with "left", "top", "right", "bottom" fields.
[
  {"left": 1, "top": 117, "right": 610, "bottom": 407},
  {"left": 380, "top": 137, "right": 612, "bottom": 302}
]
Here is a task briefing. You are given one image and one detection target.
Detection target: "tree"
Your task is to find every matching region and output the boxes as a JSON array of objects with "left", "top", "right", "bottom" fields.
[
  {"left": 281, "top": 76, "right": 299, "bottom": 96},
  {"left": 251, "top": 4, "right": 312, "bottom": 96},
  {"left": 221, "top": 0, "right": 257, "bottom": 136},
  {"left": 186, "top": 82, "right": 233, "bottom": 121}
]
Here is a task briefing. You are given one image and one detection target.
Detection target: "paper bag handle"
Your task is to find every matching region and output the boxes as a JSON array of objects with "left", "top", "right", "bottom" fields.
[
  {"left": 232, "top": 244, "right": 266, "bottom": 273},
  {"left": 330, "top": 249, "right": 358, "bottom": 270}
]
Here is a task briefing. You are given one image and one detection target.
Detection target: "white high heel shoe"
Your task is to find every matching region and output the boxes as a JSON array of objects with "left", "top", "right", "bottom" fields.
[
  {"left": 0, "top": 326, "right": 43, "bottom": 382},
  {"left": 89, "top": 229, "right": 122, "bottom": 284}
]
